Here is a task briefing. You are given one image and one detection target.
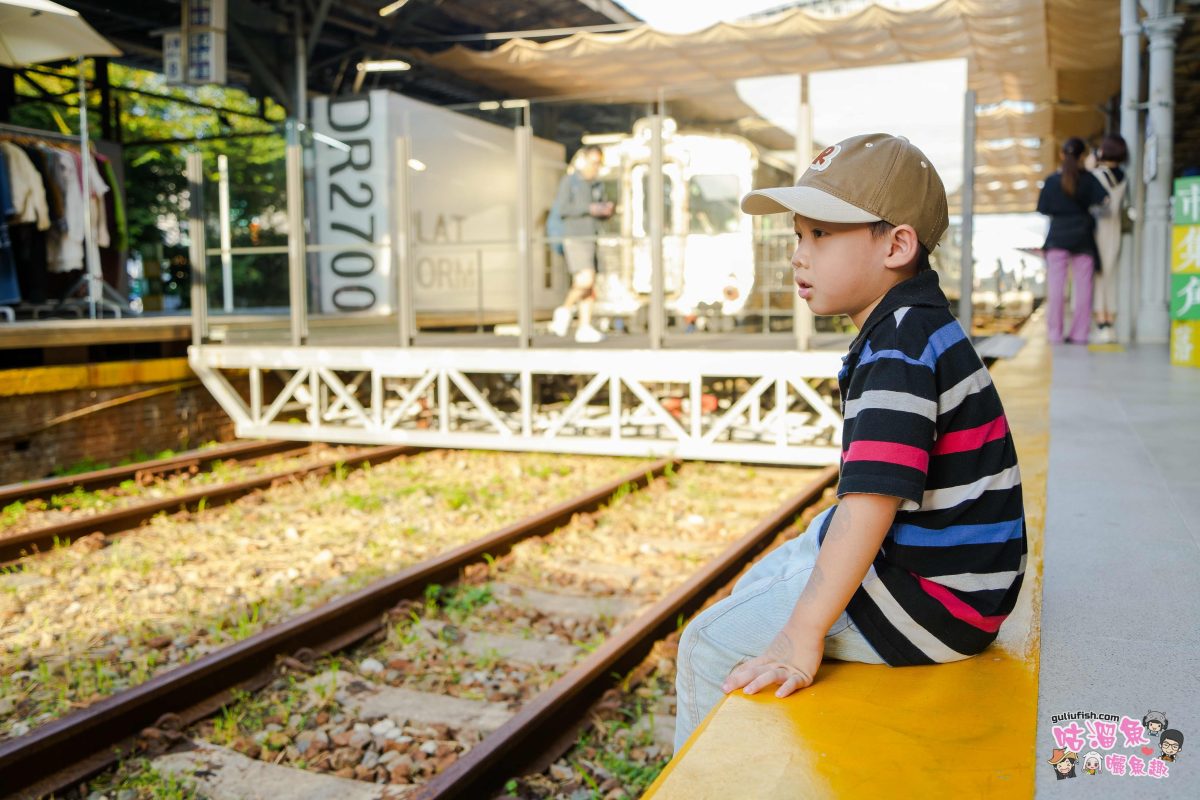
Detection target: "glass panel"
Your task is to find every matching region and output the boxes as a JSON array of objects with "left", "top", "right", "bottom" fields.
[
  {"left": 402, "top": 100, "right": 523, "bottom": 338},
  {"left": 200, "top": 138, "right": 289, "bottom": 316},
  {"left": 527, "top": 90, "right": 659, "bottom": 343},
  {"left": 663, "top": 76, "right": 800, "bottom": 338}
]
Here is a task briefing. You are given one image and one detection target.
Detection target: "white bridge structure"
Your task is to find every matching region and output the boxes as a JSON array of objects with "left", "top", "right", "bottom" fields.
[{"left": 190, "top": 345, "right": 845, "bottom": 465}]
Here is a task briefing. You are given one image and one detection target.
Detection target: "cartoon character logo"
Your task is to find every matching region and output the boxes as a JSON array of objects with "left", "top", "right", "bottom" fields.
[
  {"left": 1047, "top": 748, "right": 1078, "bottom": 779},
  {"left": 1082, "top": 751, "right": 1103, "bottom": 775},
  {"left": 1159, "top": 729, "right": 1184, "bottom": 762},
  {"left": 1143, "top": 711, "right": 1168, "bottom": 737}
]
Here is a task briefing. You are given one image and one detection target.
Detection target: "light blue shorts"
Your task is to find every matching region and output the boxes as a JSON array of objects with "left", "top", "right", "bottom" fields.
[{"left": 673, "top": 506, "right": 885, "bottom": 751}]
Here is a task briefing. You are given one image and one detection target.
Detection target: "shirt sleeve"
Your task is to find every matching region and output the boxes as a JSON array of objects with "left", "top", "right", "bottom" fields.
[{"left": 838, "top": 334, "right": 940, "bottom": 511}]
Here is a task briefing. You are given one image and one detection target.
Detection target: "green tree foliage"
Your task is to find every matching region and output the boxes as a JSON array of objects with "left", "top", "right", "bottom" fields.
[{"left": 11, "top": 62, "right": 290, "bottom": 306}]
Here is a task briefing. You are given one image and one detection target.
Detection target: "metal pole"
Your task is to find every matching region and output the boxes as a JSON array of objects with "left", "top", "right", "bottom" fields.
[
  {"left": 186, "top": 150, "right": 208, "bottom": 346},
  {"left": 295, "top": 5, "right": 307, "bottom": 126},
  {"left": 217, "top": 154, "right": 233, "bottom": 312},
  {"left": 394, "top": 135, "right": 414, "bottom": 346},
  {"left": 78, "top": 58, "right": 98, "bottom": 319},
  {"left": 1118, "top": 0, "right": 1141, "bottom": 344},
  {"left": 1136, "top": 7, "right": 1184, "bottom": 344},
  {"left": 285, "top": 119, "right": 308, "bottom": 346},
  {"left": 959, "top": 89, "right": 976, "bottom": 334},
  {"left": 793, "top": 73, "right": 814, "bottom": 350},
  {"left": 516, "top": 116, "right": 534, "bottom": 348},
  {"left": 649, "top": 108, "right": 665, "bottom": 349}
]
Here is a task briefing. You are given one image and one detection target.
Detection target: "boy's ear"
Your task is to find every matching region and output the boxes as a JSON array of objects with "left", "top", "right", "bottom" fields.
[{"left": 882, "top": 224, "right": 920, "bottom": 272}]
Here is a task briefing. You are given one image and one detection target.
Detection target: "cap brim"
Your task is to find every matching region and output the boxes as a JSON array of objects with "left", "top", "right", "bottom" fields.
[{"left": 741, "top": 186, "right": 880, "bottom": 223}]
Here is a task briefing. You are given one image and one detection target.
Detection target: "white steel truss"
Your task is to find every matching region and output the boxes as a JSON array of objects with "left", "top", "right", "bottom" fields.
[{"left": 190, "top": 345, "right": 846, "bottom": 465}]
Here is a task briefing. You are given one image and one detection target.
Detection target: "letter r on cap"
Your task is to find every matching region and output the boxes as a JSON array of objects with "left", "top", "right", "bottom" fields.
[{"left": 810, "top": 144, "right": 841, "bottom": 172}]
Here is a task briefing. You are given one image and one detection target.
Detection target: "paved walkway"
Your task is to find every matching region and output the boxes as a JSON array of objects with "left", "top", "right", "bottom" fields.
[{"left": 1036, "top": 340, "right": 1200, "bottom": 797}]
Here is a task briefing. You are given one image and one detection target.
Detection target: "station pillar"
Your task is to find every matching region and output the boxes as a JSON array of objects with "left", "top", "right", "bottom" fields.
[
  {"left": 1118, "top": 0, "right": 1142, "bottom": 344},
  {"left": 1136, "top": 6, "right": 1185, "bottom": 344}
]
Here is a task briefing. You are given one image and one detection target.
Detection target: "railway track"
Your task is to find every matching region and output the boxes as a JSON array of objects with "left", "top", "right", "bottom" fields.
[
  {"left": 0, "top": 444, "right": 415, "bottom": 563},
  {"left": 1, "top": 460, "right": 837, "bottom": 800},
  {"left": 0, "top": 439, "right": 300, "bottom": 508}
]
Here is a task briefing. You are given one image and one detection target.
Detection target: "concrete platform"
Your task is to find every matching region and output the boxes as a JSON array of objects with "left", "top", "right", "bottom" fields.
[{"left": 1035, "top": 340, "right": 1200, "bottom": 797}]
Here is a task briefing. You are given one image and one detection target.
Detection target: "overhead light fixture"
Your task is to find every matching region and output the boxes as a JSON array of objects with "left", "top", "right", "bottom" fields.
[
  {"left": 378, "top": 0, "right": 411, "bottom": 16},
  {"left": 357, "top": 59, "right": 411, "bottom": 73},
  {"left": 478, "top": 101, "right": 500, "bottom": 111},
  {"left": 407, "top": 158, "right": 427, "bottom": 172},
  {"left": 500, "top": 99, "right": 529, "bottom": 109}
]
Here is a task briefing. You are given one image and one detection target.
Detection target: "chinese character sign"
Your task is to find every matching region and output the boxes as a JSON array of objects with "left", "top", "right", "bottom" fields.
[{"left": 1172, "top": 177, "right": 1200, "bottom": 367}]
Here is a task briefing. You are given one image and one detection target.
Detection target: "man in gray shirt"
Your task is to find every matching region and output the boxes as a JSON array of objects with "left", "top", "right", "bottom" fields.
[{"left": 549, "top": 145, "right": 613, "bottom": 343}]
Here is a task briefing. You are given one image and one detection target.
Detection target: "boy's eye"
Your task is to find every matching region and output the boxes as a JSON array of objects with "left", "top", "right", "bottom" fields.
[{"left": 812, "top": 228, "right": 827, "bottom": 238}]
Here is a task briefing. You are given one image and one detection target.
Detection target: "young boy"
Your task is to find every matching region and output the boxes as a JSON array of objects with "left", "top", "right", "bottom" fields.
[{"left": 674, "top": 133, "right": 1026, "bottom": 751}]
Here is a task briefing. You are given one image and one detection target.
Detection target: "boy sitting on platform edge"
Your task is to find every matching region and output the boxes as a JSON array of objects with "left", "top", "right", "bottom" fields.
[{"left": 674, "top": 133, "right": 1026, "bottom": 751}]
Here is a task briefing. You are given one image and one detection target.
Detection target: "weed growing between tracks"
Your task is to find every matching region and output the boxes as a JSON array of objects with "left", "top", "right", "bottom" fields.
[{"left": 0, "top": 452, "right": 644, "bottom": 740}]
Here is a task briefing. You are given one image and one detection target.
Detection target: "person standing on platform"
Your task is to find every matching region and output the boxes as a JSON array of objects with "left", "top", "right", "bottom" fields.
[
  {"left": 1036, "top": 137, "right": 1109, "bottom": 344},
  {"left": 548, "top": 145, "right": 613, "bottom": 343},
  {"left": 1089, "top": 135, "right": 1129, "bottom": 343},
  {"left": 673, "top": 134, "right": 1026, "bottom": 751}
]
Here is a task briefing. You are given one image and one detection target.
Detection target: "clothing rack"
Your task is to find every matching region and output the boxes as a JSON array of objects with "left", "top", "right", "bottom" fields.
[
  {"left": 0, "top": 122, "right": 88, "bottom": 144},
  {"left": 0, "top": 122, "right": 130, "bottom": 319}
]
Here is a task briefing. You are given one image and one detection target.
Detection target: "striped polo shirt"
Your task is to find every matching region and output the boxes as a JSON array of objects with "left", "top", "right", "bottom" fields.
[{"left": 819, "top": 269, "right": 1026, "bottom": 666}]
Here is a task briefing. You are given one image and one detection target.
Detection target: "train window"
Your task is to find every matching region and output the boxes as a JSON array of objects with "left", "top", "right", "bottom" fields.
[
  {"left": 688, "top": 175, "right": 740, "bottom": 235},
  {"left": 638, "top": 171, "right": 675, "bottom": 236}
]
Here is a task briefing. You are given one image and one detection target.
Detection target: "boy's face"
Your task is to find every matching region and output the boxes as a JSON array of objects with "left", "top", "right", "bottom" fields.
[
  {"left": 1056, "top": 759, "right": 1073, "bottom": 774},
  {"left": 790, "top": 214, "right": 894, "bottom": 328},
  {"left": 1161, "top": 738, "right": 1181, "bottom": 756}
]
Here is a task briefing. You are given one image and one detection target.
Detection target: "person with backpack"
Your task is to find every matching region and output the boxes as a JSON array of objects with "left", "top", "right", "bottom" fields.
[
  {"left": 547, "top": 145, "right": 613, "bottom": 343},
  {"left": 1089, "top": 135, "right": 1129, "bottom": 343},
  {"left": 1036, "top": 137, "right": 1109, "bottom": 344}
]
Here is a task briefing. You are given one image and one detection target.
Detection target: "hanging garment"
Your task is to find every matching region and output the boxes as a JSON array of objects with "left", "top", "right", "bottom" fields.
[
  {"left": 0, "top": 142, "right": 49, "bottom": 231},
  {"left": 0, "top": 147, "right": 22, "bottom": 304},
  {"left": 35, "top": 146, "right": 65, "bottom": 229},
  {"left": 46, "top": 148, "right": 85, "bottom": 272},
  {"left": 98, "top": 156, "right": 127, "bottom": 251}
]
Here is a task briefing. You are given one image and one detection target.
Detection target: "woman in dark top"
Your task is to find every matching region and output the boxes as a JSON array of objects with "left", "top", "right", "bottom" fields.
[{"left": 1037, "top": 137, "right": 1109, "bottom": 344}]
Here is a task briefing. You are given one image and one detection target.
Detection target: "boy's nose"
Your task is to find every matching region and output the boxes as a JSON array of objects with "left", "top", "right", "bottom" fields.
[{"left": 790, "top": 247, "right": 808, "bottom": 270}]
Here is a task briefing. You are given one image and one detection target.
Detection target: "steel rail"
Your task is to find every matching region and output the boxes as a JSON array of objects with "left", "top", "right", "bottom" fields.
[
  {"left": 0, "top": 445, "right": 415, "bottom": 563},
  {"left": 413, "top": 464, "right": 840, "bottom": 800},
  {"left": 0, "top": 439, "right": 301, "bottom": 507},
  {"left": 0, "top": 459, "right": 678, "bottom": 800}
]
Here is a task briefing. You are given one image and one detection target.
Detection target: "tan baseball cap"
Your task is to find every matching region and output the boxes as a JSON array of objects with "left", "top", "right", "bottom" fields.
[{"left": 742, "top": 133, "right": 949, "bottom": 252}]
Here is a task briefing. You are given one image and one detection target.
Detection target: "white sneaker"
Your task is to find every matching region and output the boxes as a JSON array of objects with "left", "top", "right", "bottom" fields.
[
  {"left": 574, "top": 324, "right": 604, "bottom": 343},
  {"left": 549, "top": 307, "right": 571, "bottom": 337}
]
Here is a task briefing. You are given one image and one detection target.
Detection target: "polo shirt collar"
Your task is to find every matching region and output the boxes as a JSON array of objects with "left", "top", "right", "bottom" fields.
[{"left": 847, "top": 269, "right": 950, "bottom": 356}]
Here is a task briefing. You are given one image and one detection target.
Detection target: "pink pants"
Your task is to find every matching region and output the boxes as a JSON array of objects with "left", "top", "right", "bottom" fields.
[{"left": 1045, "top": 248, "right": 1094, "bottom": 343}]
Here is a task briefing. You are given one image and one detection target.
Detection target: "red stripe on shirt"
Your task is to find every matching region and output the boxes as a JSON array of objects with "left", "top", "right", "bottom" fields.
[
  {"left": 843, "top": 440, "right": 929, "bottom": 473},
  {"left": 916, "top": 576, "right": 1008, "bottom": 633},
  {"left": 932, "top": 415, "right": 1009, "bottom": 456}
]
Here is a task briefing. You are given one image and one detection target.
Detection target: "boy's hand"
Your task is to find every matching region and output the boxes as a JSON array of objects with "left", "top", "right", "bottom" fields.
[{"left": 721, "top": 629, "right": 824, "bottom": 698}]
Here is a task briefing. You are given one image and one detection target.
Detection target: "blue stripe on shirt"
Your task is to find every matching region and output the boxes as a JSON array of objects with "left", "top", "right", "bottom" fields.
[
  {"left": 919, "top": 321, "right": 968, "bottom": 367},
  {"left": 891, "top": 518, "right": 1024, "bottom": 547},
  {"left": 858, "top": 320, "right": 968, "bottom": 371}
]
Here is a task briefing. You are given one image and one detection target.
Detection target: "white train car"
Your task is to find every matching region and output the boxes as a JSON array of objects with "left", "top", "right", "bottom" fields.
[{"left": 585, "top": 118, "right": 760, "bottom": 328}]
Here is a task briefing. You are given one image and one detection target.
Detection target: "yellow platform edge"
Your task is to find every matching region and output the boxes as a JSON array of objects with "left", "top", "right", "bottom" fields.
[
  {"left": 0, "top": 358, "right": 194, "bottom": 397},
  {"left": 645, "top": 317, "right": 1050, "bottom": 799}
]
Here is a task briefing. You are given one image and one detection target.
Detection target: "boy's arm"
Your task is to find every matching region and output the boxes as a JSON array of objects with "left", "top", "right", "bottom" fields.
[{"left": 722, "top": 491, "right": 900, "bottom": 698}]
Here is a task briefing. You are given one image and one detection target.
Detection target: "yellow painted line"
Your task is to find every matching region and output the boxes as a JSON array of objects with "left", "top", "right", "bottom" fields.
[
  {"left": 0, "top": 358, "right": 194, "bottom": 397},
  {"left": 1087, "top": 343, "right": 1125, "bottom": 353},
  {"left": 646, "top": 317, "right": 1051, "bottom": 799}
]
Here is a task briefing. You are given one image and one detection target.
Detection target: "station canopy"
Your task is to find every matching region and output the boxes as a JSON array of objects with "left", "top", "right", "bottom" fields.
[{"left": 411, "top": 0, "right": 1122, "bottom": 214}]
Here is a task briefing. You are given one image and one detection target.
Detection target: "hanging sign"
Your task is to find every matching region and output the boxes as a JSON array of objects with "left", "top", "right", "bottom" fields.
[{"left": 1170, "top": 176, "right": 1200, "bottom": 367}]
